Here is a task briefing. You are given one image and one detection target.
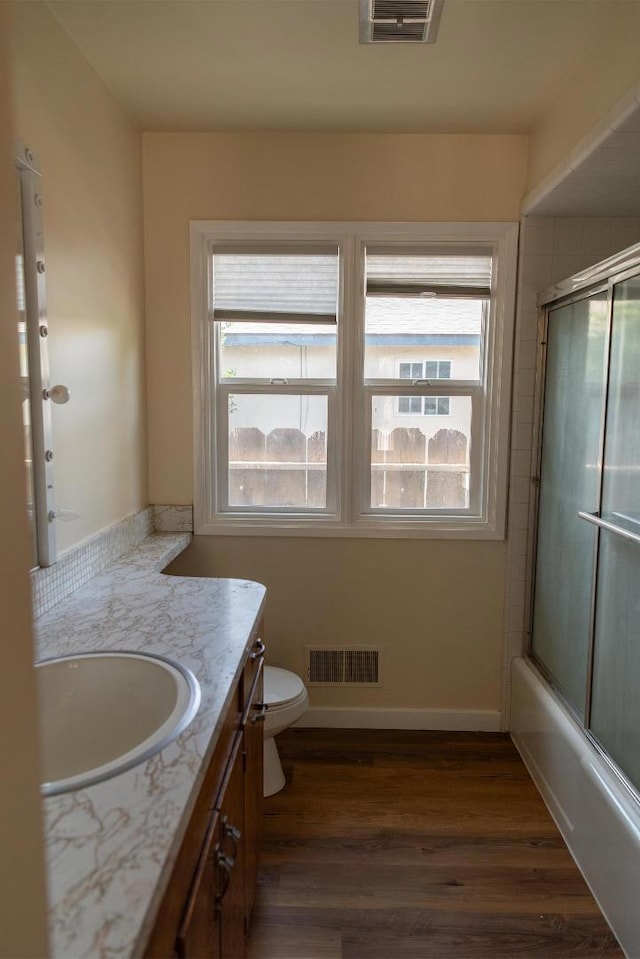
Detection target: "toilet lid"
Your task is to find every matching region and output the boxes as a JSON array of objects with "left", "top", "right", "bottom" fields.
[{"left": 264, "top": 666, "right": 306, "bottom": 707}]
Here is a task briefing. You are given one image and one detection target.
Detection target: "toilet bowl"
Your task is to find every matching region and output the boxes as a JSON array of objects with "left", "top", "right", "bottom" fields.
[{"left": 263, "top": 665, "right": 309, "bottom": 797}]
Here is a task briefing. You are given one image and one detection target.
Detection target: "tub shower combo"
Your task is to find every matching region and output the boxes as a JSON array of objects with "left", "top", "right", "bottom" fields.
[{"left": 511, "top": 242, "right": 640, "bottom": 958}]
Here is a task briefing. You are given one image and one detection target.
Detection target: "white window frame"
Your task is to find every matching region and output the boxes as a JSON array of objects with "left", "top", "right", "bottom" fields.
[
  {"left": 212, "top": 242, "right": 343, "bottom": 519},
  {"left": 191, "top": 221, "right": 518, "bottom": 540}
]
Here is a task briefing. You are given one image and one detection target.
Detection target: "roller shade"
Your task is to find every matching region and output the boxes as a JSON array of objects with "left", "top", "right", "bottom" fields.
[
  {"left": 366, "top": 247, "right": 492, "bottom": 298},
  {"left": 212, "top": 247, "right": 339, "bottom": 322}
]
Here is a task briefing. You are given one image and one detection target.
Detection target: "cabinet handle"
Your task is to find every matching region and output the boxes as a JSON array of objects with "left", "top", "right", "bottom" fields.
[
  {"left": 215, "top": 847, "right": 234, "bottom": 904},
  {"left": 222, "top": 817, "right": 242, "bottom": 857},
  {"left": 250, "top": 703, "right": 267, "bottom": 724},
  {"left": 250, "top": 640, "right": 266, "bottom": 661}
]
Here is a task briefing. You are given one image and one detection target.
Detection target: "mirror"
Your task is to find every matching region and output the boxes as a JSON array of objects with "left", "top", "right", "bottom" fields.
[
  {"left": 15, "top": 145, "right": 57, "bottom": 568},
  {"left": 15, "top": 179, "right": 38, "bottom": 568}
]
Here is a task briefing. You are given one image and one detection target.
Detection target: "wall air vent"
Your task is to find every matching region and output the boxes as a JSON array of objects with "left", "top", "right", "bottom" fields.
[
  {"left": 306, "top": 646, "right": 382, "bottom": 686},
  {"left": 359, "top": 0, "right": 444, "bottom": 44}
]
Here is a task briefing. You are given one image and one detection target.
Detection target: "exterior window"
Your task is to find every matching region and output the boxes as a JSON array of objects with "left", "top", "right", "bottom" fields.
[
  {"left": 212, "top": 248, "right": 339, "bottom": 513},
  {"left": 192, "top": 222, "right": 517, "bottom": 538}
]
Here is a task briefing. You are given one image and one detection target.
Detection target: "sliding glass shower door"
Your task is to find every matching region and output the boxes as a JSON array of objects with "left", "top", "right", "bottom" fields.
[
  {"left": 589, "top": 275, "right": 640, "bottom": 790},
  {"left": 532, "top": 261, "right": 640, "bottom": 797},
  {"left": 531, "top": 292, "right": 608, "bottom": 718}
]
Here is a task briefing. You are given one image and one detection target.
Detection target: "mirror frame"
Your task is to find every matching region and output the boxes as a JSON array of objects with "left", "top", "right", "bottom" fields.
[{"left": 15, "top": 143, "right": 57, "bottom": 567}]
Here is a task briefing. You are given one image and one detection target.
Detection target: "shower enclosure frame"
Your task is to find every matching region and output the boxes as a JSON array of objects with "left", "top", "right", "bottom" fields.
[{"left": 526, "top": 240, "right": 640, "bottom": 811}]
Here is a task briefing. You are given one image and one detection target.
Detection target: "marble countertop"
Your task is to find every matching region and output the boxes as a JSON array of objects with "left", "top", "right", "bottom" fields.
[{"left": 35, "top": 533, "right": 266, "bottom": 958}]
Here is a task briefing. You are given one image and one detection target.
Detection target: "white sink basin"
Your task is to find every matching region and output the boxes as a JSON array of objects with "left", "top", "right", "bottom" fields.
[{"left": 36, "top": 651, "right": 201, "bottom": 796}]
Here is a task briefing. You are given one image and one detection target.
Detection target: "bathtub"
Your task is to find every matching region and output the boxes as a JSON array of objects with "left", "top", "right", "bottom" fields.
[{"left": 510, "top": 656, "right": 640, "bottom": 958}]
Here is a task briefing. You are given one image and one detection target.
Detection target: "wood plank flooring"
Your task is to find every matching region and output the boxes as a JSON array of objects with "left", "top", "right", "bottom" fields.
[{"left": 247, "top": 729, "right": 622, "bottom": 959}]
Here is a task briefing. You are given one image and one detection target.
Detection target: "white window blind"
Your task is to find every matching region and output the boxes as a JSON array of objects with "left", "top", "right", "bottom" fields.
[
  {"left": 212, "top": 247, "right": 339, "bottom": 322},
  {"left": 366, "top": 248, "right": 492, "bottom": 298}
]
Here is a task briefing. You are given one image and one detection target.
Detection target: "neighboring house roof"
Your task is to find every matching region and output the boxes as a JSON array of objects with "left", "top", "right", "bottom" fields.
[{"left": 223, "top": 298, "right": 482, "bottom": 346}]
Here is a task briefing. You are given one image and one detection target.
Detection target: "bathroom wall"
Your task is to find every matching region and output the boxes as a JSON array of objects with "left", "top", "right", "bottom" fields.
[
  {"left": 10, "top": 1, "right": 147, "bottom": 555},
  {"left": 526, "top": 3, "right": 640, "bottom": 192},
  {"left": 144, "top": 132, "right": 526, "bottom": 507},
  {"left": 0, "top": 7, "right": 49, "bottom": 955},
  {"left": 145, "top": 131, "right": 527, "bottom": 720},
  {"left": 172, "top": 535, "right": 506, "bottom": 719}
]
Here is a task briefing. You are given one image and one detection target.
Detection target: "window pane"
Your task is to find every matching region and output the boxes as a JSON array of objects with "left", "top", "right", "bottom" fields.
[
  {"left": 590, "top": 277, "right": 640, "bottom": 791},
  {"left": 219, "top": 322, "right": 336, "bottom": 379},
  {"left": 228, "top": 394, "right": 328, "bottom": 508},
  {"left": 397, "top": 395, "right": 422, "bottom": 414},
  {"left": 213, "top": 252, "right": 338, "bottom": 316},
  {"left": 364, "top": 298, "right": 483, "bottom": 380},
  {"left": 370, "top": 395, "right": 471, "bottom": 509}
]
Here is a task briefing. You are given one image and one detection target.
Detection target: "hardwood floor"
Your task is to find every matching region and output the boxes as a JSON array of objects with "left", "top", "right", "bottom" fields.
[{"left": 247, "top": 729, "right": 622, "bottom": 959}]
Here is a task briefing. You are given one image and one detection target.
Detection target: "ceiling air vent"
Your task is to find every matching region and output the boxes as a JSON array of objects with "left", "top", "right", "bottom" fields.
[{"left": 360, "top": 0, "right": 444, "bottom": 44}]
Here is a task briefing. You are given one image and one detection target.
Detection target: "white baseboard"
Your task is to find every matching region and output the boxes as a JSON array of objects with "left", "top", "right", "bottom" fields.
[{"left": 295, "top": 707, "right": 502, "bottom": 731}]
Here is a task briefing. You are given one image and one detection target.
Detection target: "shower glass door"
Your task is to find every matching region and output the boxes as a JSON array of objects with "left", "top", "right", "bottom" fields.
[
  {"left": 589, "top": 275, "right": 640, "bottom": 792},
  {"left": 531, "top": 292, "right": 608, "bottom": 718}
]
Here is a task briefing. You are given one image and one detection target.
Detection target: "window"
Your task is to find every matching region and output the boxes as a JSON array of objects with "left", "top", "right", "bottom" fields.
[
  {"left": 213, "top": 247, "right": 339, "bottom": 512},
  {"left": 398, "top": 361, "right": 451, "bottom": 415},
  {"left": 191, "top": 222, "right": 517, "bottom": 538}
]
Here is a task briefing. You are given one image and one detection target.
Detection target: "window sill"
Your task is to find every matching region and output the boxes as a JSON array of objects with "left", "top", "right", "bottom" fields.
[{"left": 195, "top": 516, "right": 505, "bottom": 541}]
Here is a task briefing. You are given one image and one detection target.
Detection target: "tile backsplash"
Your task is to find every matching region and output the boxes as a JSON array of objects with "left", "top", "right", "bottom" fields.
[
  {"left": 31, "top": 507, "right": 154, "bottom": 619},
  {"left": 152, "top": 505, "right": 194, "bottom": 532}
]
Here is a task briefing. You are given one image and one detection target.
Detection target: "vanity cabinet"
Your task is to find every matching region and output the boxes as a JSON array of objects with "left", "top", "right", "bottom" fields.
[{"left": 145, "top": 631, "right": 265, "bottom": 959}]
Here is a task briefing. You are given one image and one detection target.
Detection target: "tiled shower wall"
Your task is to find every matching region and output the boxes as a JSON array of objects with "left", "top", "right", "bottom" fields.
[{"left": 503, "top": 216, "right": 640, "bottom": 722}]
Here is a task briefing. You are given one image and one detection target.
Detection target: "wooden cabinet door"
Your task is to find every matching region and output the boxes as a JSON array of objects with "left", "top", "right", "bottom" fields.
[
  {"left": 217, "top": 732, "right": 246, "bottom": 959},
  {"left": 177, "top": 731, "right": 246, "bottom": 959},
  {"left": 146, "top": 637, "right": 264, "bottom": 959},
  {"left": 243, "top": 657, "right": 264, "bottom": 930},
  {"left": 176, "top": 809, "right": 222, "bottom": 959}
]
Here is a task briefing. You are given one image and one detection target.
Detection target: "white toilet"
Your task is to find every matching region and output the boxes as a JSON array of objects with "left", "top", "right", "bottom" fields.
[{"left": 263, "top": 665, "right": 309, "bottom": 797}]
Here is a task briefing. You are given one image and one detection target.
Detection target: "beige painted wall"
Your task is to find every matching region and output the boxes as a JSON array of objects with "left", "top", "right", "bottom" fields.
[
  {"left": 169, "top": 536, "right": 506, "bottom": 712},
  {"left": 527, "top": 3, "right": 640, "bottom": 192},
  {"left": 145, "top": 132, "right": 525, "bottom": 713},
  {"left": 144, "top": 132, "right": 527, "bottom": 505},
  {"left": 0, "top": 8, "right": 49, "bottom": 956},
  {"left": 10, "top": 1, "right": 147, "bottom": 554}
]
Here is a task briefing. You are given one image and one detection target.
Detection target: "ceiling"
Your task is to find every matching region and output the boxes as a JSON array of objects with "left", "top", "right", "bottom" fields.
[{"left": 47, "top": 0, "right": 621, "bottom": 134}]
